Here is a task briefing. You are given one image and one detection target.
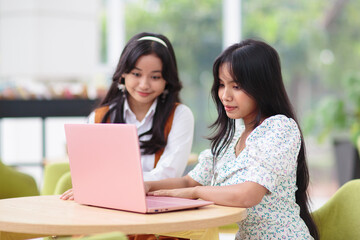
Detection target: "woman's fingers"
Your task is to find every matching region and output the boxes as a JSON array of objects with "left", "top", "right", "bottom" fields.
[
  {"left": 60, "top": 188, "right": 74, "bottom": 200},
  {"left": 148, "top": 188, "right": 196, "bottom": 199}
]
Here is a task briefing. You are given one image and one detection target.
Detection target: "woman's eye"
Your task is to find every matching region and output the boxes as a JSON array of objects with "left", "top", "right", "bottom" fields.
[
  {"left": 151, "top": 76, "right": 161, "bottom": 80},
  {"left": 219, "top": 83, "right": 225, "bottom": 88},
  {"left": 234, "top": 85, "right": 240, "bottom": 89},
  {"left": 132, "top": 72, "right": 140, "bottom": 77}
]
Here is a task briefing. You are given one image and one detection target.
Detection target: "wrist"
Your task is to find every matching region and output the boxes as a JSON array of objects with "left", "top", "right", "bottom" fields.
[
  {"left": 145, "top": 182, "right": 152, "bottom": 193},
  {"left": 193, "top": 186, "right": 200, "bottom": 199}
]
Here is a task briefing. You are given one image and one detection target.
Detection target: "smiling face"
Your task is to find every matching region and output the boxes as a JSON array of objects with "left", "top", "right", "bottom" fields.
[
  {"left": 122, "top": 53, "right": 167, "bottom": 111},
  {"left": 218, "top": 63, "right": 258, "bottom": 125}
]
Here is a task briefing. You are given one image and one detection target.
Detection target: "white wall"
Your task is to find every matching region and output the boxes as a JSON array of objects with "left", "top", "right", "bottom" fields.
[
  {"left": 0, "top": 0, "right": 99, "bottom": 81},
  {"left": 0, "top": 0, "right": 102, "bottom": 188}
]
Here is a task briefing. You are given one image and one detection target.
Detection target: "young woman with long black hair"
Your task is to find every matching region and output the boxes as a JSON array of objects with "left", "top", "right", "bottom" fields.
[{"left": 145, "top": 39, "right": 319, "bottom": 239}]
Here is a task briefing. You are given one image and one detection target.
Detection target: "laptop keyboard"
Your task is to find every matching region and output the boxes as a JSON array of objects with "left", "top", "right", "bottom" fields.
[{"left": 146, "top": 196, "right": 198, "bottom": 208}]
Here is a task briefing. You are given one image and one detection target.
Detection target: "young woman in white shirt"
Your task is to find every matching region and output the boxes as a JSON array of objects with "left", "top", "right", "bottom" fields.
[{"left": 61, "top": 32, "right": 194, "bottom": 201}]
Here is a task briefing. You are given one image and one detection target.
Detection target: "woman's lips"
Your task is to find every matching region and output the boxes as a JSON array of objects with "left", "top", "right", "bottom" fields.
[
  {"left": 224, "top": 105, "right": 237, "bottom": 112},
  {"left": 137, "top": 91, "right": 151, "bottom": 97}
]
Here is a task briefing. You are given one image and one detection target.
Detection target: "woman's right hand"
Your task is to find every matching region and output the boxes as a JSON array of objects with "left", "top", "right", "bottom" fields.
[{"left": 60, "top": 188, "right": 74, "bottom": 200}]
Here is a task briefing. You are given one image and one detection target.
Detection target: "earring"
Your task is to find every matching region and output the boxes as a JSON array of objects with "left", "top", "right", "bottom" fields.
[
  {"left": 161, "top": 89, "right": 169, "bottom": 102},
  {"left": 118, "top": 83, "right": 125, "bottom": 91}
]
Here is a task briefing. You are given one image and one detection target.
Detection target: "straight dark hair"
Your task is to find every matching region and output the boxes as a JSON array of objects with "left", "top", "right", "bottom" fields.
[
  {"left": 209, "top": 39, "right": 319, "bottom": 239},
  {"left": 98, "top": 32, "right": 182, "bottom": 155}
]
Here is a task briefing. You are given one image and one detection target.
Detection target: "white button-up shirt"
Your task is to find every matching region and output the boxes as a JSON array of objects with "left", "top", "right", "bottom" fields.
[{"left": 88, "top": 98, "right": 194, "bottom": 181}]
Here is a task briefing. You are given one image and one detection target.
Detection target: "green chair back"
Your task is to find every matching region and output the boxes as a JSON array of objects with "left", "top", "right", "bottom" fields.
[
  {"left": 54, "top": 171, "right": 72, "bottom": 195},
  {"left": 312, "top": 179, "right": 360, "bottom": 239},
  {"left": 42, "top": 162, "right": 71, "bottom": 195},
  {"left": 0, "top": 161, "right": 39, "bottom": 199}
]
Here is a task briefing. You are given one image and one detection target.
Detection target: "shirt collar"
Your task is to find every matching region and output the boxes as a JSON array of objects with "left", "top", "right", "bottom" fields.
[{"left": 123, "top": 98, "right": 158, "bottom": 124}]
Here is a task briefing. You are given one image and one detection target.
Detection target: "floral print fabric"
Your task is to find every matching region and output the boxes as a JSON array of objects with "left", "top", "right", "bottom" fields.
[{"left": 188, "top": 115, "right": 313, "bottom": 239}]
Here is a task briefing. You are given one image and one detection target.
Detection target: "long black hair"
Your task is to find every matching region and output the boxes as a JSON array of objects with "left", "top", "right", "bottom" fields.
[
  {"left": 209, "top": 39, "right": 319, "bottom": 239},
  {"left": 99, "top": 32, "right": 182, "bottom": 155}
]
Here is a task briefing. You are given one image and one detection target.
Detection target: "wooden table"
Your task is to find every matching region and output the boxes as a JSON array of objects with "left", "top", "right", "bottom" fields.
[{"left": 0, "top": 195, "right": 246, "bottom": 240}]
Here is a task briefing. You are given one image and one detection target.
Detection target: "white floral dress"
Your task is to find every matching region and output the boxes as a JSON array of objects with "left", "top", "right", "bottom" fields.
[{"left": 188, "top": 115, "right": 313, "bottom": 239}]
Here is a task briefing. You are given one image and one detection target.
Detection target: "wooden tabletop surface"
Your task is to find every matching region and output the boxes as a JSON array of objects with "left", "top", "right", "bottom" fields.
[{"left": 0, "top": 195, "right": 246, "bottom": 236}]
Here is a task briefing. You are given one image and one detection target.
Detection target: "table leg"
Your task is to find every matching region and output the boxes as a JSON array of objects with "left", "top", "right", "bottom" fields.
[{"left": 160, "top": 227, "right": 219, "bottom": 240}]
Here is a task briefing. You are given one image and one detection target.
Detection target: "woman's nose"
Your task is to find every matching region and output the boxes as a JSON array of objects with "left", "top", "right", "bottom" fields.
[
  {"left": 221, "top": 88, "right": 232, "bottom": 101},
  {"left": 138, "top": 77, "right": 150, "bottom": 89}
]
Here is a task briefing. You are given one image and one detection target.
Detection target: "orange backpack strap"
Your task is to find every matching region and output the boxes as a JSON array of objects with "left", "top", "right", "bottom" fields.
[
  {"left": 153, "top": 103, "right": 180, "bottom": 168},
  {"left": 94, "top": 106, "right": 110, "bottom": 123}
]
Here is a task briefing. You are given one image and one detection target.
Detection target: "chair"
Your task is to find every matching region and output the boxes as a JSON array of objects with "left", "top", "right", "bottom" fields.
[
  {"left": 312, "top": 179, "right": 360, "bottom": 239},
  {"left": 0, "top": 160, "right": 39, "bottom": 199},
  {"left": 219, "top": 222, "right": 238, "bottom": 234},
  {"left": 41, "top": 162, "right": 71, "bottom": 195}
]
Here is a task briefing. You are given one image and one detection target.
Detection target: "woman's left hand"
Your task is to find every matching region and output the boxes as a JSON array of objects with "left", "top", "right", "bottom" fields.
[
  {"left": 60, "top": 188, "right": 75, "bottom": 200},
  {"left": 147, "top": 187, "right": 197, "bottom": 199}
]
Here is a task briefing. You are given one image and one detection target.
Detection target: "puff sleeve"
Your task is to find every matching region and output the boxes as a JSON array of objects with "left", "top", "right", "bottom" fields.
[
  {"left": 239, "top": 115, "right": 301, "bottom": 193},
  {"left": 188, "top": 149, "right": 214, "bottom": 186}
]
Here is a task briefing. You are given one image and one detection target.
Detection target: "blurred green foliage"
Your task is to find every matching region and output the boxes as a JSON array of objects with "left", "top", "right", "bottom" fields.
[
  {"left": 119, "top": 0, "right": 360, "bottom": 151},
  {"left": 303, "top": 74, "right": 360, "bottom": 145}
]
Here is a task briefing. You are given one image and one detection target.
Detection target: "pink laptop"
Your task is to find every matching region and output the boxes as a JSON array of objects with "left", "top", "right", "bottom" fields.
[{"left": 64, "top": 123, "right": 213, "bottom": 213}]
